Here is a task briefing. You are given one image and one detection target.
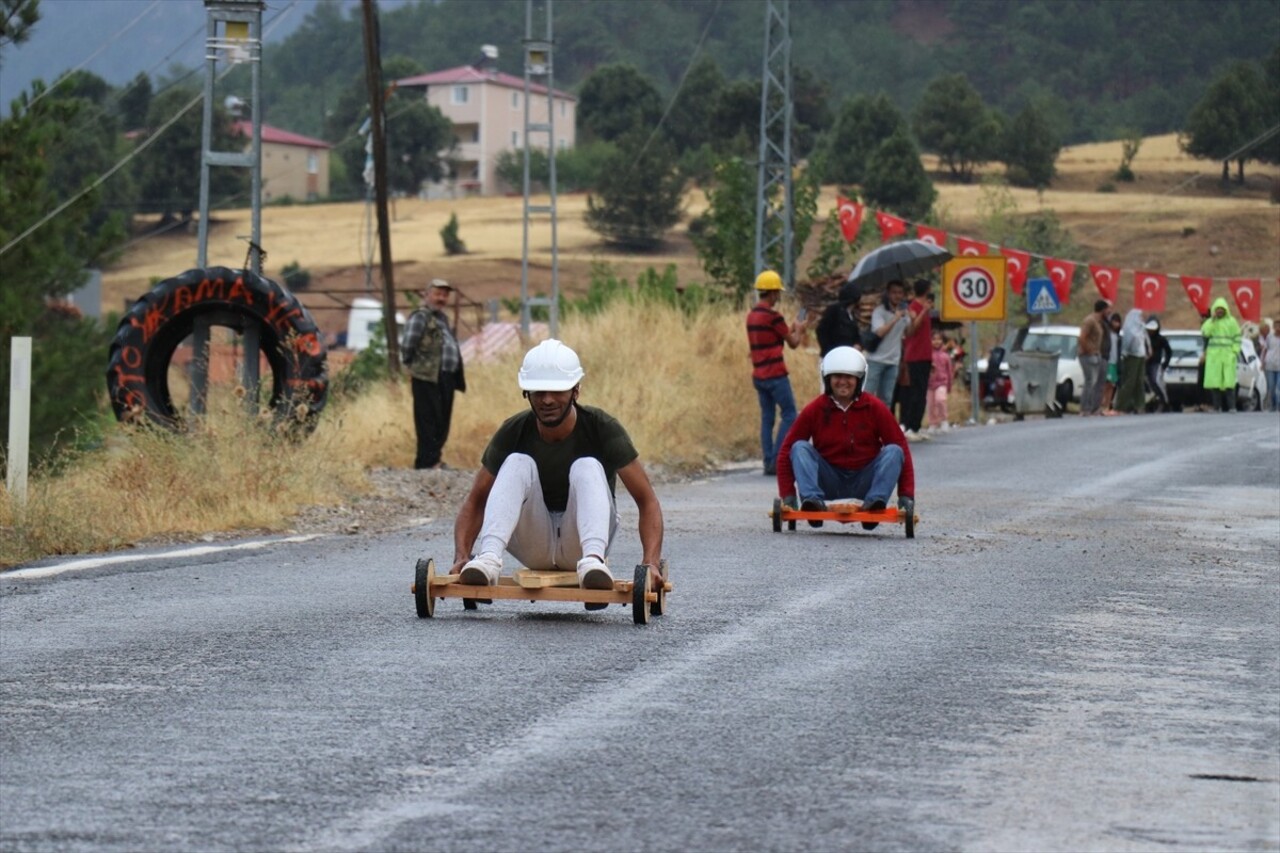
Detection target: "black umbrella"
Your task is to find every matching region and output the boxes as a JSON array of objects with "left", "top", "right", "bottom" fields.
[{"left": 845, "top": 239, "right": 952, "bottom": 291}]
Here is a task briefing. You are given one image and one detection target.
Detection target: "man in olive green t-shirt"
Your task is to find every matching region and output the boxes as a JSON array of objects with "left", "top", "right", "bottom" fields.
[{"left": 453, "top": 340, "right": 664, "bottom": 591}]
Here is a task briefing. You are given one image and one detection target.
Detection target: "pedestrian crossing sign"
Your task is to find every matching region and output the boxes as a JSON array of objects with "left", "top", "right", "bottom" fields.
[{"left": 1025, "top": 277, "right": 1061, "bottom": 314}]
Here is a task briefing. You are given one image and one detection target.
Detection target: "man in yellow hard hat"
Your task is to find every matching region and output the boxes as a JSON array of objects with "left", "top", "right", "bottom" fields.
[{"left": 747, "top": 269, "right": 807, "bottom": 476}]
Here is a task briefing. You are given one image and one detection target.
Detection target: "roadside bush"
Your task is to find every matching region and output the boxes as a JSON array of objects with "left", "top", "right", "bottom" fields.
[
  {"left": 281, "top": 260, "right": 311, "bottom": 290},
  {"left": 439, "top": 212, "right": 466, "bottom": 255}
]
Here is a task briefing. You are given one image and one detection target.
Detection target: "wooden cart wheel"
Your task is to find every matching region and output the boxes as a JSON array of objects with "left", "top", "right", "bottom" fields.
[
  {"left": 632, "top": 564, "right": 651, "bottom": 625},
  {"left": 772, "top": 498, "right": 782, "bottom": 533},
  {"left": 414, "top": 558, "right": 435, "bottom": 619},
  {"left": 650, "top": 559, "right": 669, "bottom": 617}
]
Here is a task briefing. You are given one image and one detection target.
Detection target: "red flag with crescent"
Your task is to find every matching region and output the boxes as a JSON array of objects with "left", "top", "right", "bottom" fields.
[
  {"left": 836, "top": 195, "right": 863, "bottom": 243},
  {"left": 875, "top": 211, "right": 908, "bottom": 242},
  {"left": 1088, "top": 264, "right": 1119, "bottom": 302},
  {"left": 1000, "top": 247, "right": 1030, "bottom": 295},
  {"left": 916, "top": 225, "right": 948, "bottom": 249},
  {"left": 1179, "top": 276, "right": 1213, "bottom": 315},
  {"left": 1134, "top": 270, "right": 1167, "bottom": 312},
  {"left": 957, "top": 237, "right": 989, "bottom": 257},
  {"left": 1043, "top": 257, "right": 1075, "bottom": 304},
  {"left": 1228, "top": 278, "right": 1262, "bottom": 322}
]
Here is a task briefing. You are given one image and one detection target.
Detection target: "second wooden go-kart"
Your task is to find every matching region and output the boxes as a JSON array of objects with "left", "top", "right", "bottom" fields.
[{"left": 770, "top": 498, "right": 917, "bottom": 538}]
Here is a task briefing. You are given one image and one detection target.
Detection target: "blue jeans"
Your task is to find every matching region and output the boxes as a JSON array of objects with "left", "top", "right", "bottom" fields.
[
  {"left": 753, "top": 375, "right": 796, "bottom": 469},
  {"left": 864, "top": 360, "right": 899, "bottom": 405},
  {"left": 1266, "top": 370, "right": 1280, "bottom": 412},
  {"left": 789, "top": 440, "right": 904, "bottom": 505}
]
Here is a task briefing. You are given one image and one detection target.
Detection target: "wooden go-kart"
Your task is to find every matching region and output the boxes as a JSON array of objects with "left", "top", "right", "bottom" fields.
[
  {"left": 412, "top": 559, "right": 672, "bottom": 625},
  {"left": 770, "top": 498, "right": 917, "bottom": 538}
]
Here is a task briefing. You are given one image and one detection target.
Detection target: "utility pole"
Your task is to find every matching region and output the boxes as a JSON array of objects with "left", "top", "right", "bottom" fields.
[
  {"left": 753, "top": 0, "right": 793, "bottom": 287},
  {"left": 361, "top": 0, "right": 401, "bottom": 375},
  {"left": 519, "top": 0, "right": 559, "bottom": 338}
]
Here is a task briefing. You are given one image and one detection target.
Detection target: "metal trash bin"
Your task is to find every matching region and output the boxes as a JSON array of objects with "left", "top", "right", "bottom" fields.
[{"left": 1008, "top": 350, "right": 1059, "bottom": 419}]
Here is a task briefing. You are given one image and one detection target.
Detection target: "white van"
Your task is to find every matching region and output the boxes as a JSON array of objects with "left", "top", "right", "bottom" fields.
[{"left": 345, "top": 297, "right": 405, "bottom": 351}]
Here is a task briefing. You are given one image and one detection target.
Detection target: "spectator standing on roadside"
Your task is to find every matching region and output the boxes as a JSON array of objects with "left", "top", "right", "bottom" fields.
[
  {"left": 816, "top": 281, "right": 862, "bottom": 356},
  {"left": 1078, "top": 299, "right": 1108, "bottom": 416},
  {"left": 1102, "top": 311, "right": 1122, "bottom": 414},
  {"left": 864, "top": 280, "right": 911, "bottom": 405},
  {"left": 1115, "top": 309, "right": 1150, "bottom": 414},
  {"left": 1144, "top": 316, "right": 1173, "bottom": 412},
  {"left": 1261, "top": 318, "right": 1279, "bottom": 412},
  {"left": 926, "top": 330, "right": 954, "bottom": 432},
  {"left": 898, "top": 279, "right": 934, "bottom": 441},
  {"left": 747, "top": 269, "right": 806, "bottom": 475},
  {"left": 402, "top": 278, "right": 467, "bottom": 470},
  {"left": 1201, "top": 297, "right": 1242, "bottom": 412}
]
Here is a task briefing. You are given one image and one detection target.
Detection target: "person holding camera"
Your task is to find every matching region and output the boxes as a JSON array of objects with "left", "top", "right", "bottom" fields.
[{"left": 863, "top": 280, "right": 911, "bottom": 404}]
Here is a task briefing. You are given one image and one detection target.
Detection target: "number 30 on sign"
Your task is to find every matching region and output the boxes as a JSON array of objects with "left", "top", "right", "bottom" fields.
[{"left": 940, "top": 256, "right": 1007, "bottom": 322}]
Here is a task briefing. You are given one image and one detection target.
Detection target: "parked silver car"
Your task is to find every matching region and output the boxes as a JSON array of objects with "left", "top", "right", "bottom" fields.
[{"left": 1161, "top": 330, "right": 1268, "bottom": 411}]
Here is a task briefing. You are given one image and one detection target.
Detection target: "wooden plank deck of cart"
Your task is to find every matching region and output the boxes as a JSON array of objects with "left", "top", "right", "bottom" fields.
[
  {"left": 412, "top": 559, "right": 672, "bottom": 625},
  {"left": 770, "top": 499, "right": 918, "bottom": 538}
]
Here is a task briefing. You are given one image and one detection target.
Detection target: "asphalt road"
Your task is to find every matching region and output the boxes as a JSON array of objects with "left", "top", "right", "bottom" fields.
[{"left": 2, "top": 413, "right": 1278, "bottom": 852}]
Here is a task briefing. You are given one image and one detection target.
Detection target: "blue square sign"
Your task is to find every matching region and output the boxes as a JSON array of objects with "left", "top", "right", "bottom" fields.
[{"left": 1025, "top": 277, "right": 1061, "bottom": 314}]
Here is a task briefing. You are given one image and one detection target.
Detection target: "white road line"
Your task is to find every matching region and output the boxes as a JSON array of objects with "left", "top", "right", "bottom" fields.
[{"left": 3, "top": 534, "right": 324, "bottom": 580}]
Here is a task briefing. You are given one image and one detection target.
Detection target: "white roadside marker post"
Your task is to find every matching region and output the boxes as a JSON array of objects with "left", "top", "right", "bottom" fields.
[{"left": 7, "top": 336, "right": 31, "bottom": 506}]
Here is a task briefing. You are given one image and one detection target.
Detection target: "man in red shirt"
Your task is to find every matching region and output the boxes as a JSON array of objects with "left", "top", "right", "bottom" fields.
[
  {"left": 776, "top": 346, "right": 915, "bottom": 529},
  {"left": 747, "top": 269, "right": 806, "bottom": 475}
]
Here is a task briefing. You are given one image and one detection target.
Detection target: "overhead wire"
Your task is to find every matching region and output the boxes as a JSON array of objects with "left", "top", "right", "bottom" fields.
[{"left": 0, "top": 0, "right": 300, "bottom": 262}]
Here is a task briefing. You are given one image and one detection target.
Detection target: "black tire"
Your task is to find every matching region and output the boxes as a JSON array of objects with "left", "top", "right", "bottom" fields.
[
  {"left": 650, "top": 559, "right": 669, "bottom": 617},
  {"left": 632, "top": 564, "right": 651, "bottom": 625},
  {"left": 414, "top": 558, "right": 435, "bottom": 619},
  {"left": 772, "top": 498, "right": 782, "bottom": 533},
  {"left": 106, "top": 267, "right": 328, "bottom": 431}
]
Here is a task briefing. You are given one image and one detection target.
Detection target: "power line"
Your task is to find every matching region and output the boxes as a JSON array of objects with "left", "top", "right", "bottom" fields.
[{"left": 24, "top": 0, "right": 163, "bottom": 109}]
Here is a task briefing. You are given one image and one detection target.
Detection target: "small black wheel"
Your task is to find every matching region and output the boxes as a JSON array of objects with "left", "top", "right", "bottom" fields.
[
  {"left": 632, "top": 564, "right": 651, "bottom": 625},
  {"left": 650, "top": 559, "right": 669, "bottom": 617},
  {"left": 462, "top": 598, "right": 478, "bottom": 611},
  {"left": 772, "top": 498, "right": 782, "bottom": 533},
  {"left": 414, "top": 558, "right": 436, "bottom": 619}
]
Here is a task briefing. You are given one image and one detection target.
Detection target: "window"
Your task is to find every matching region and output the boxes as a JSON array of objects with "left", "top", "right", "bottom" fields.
[
  {"left": 471, "top": 126, "right": 480, "bottom": 143},
  {"left": 511, "top": 91, "right": 520, "bottom": 109},
  {"left": 307, "top": 151, "right": 318, "bottom": 174},
  {"left": 511, "top": 130, "right": 520, "bottom": 146},
  {"left": 451, "top": 85, "right": 469, "bottom": 104}
]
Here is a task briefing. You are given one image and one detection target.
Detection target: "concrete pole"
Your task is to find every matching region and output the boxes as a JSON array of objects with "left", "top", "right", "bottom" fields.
[{"left": 6, "top": 337, "right": 32, "bottom": 506}]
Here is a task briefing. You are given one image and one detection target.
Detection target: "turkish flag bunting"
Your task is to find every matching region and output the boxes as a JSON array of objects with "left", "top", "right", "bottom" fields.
[
  {"left": 1000, "top": 247, "right": 1030, "bottom": 295},
  {"left": 875, "top": 211, "right": 908, "bottom": 242},
  {"left": 1180, "top": 276, "right": 1213, "bottom": 315},
  {"left": 1043, "top": 257, "right": 1075, "bottom": 304},
  {"left": 1088, "top": 264, "right": 1120, "bottom": 303},
  {"left": 1134, "top": 271, "right": 1167, "bottom": 312},
  {"left": 956, "top": 237, "right": 989, "bottom": 257},
  {"left": 1228, "top": 278, "right": 1262, "bottom": 323},
  {"left": 836, "top": 195, "right": 864, "bottom": 243},
  {"left": 916, "top": 225, "right": 948, "bottom": 249}
]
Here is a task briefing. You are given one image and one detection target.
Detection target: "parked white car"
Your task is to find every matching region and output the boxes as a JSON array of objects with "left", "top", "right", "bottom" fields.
[
  {"left": 1162, "top": 330, "right": 1268, "bottom": 411},
  {"left": 975, "top": 325, "right": 1084, "bottom": 405}
]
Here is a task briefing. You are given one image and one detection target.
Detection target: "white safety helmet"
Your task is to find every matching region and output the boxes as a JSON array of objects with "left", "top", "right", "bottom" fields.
[
  {"left": 821, "top": 346, "right": 868, "bottom": 378},
  {"left": 517, "top": 339, "right": 585, "bottom": 391}
]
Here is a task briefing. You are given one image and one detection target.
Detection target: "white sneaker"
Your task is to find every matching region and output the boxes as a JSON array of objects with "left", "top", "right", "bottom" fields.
[
  {"left": 917, "top": 429, "right": 933, "bottom": 441},
  {"left": 940, "top": 421, "right": 951, "bottom": 432},
  {"left": 459, "top": 552, "right": 502, "bottom": 586},
  {"left": 576, "top": 555, "right": 614, "bottom": 589},
  {"left": 904, "top": 430, "right": 921, "bottom": 442}
]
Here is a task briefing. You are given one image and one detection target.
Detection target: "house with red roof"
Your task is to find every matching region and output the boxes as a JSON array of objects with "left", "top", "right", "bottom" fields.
[
  {"left": 232, "top": 121, "right": 332, "bottom": 202},
  {"left": 396, "top": 61, "right": 576, "bottom": 198}
]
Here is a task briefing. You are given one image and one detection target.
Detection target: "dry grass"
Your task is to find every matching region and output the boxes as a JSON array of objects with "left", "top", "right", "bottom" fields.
[{"left": 0, "top": 396, "right": 369, "bottom": 567}]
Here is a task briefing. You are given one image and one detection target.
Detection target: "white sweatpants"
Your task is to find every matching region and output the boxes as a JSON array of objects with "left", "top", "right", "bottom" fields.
[{"left": 476, "top": 454, "right": 619, "bottom": 570}]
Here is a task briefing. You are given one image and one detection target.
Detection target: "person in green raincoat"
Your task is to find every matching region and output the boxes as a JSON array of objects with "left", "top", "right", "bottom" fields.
[{"left": 1200, "top": 297, "right": 1241, "bottom": 412}]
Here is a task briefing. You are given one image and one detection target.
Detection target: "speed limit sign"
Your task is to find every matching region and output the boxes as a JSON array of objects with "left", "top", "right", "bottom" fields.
[{"left": 940, "top": 256, "right": 1007, "bottom": 321}]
